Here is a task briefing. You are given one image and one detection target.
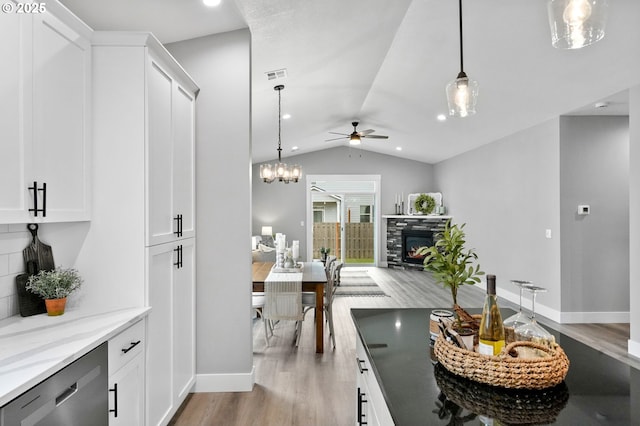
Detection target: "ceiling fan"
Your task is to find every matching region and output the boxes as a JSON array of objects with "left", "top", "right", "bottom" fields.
[{"left": 325, "top": 121, "right": 389, "bottom": 145}]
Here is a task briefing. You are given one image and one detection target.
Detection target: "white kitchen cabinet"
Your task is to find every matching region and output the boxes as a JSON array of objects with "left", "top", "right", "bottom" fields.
[
  {"left": 356, "top": 336, "right": 394, "bottom": 426},
  {"left": 147, "top": 239, "right": 195, "bottom": 426},
  {"left": 0, "top": 5, "right": 91, "bottom": 223},
  {"left": 109, "top": 320, "right": 145, "bottom": 426},
  {"left": 146, "top": 56, "right": 196, "bottom": 246},
  {"left": 72, "top": 32, "right": 198, "bottom": 426}
]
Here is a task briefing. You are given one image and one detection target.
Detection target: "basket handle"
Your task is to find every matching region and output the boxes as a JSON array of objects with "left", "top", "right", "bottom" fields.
[{"left": 503, "top": 340, "right": 556, "bottom": 357}]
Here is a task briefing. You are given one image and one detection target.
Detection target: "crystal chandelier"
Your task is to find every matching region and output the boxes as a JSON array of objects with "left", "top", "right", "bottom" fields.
[
  {"left": 259, "top": 85, "right": 302, "bottom": 184},
  {"left": 445, "top": 0, "right": 478, "bottom": 118}
]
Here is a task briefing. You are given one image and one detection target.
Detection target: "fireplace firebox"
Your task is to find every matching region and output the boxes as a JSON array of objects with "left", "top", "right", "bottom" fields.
[{"left": 401, "top": 229, "right": 433, "bottom": 265}]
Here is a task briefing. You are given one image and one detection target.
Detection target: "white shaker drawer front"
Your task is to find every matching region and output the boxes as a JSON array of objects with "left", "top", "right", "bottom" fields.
[{"left": 109, "top": 320, "right": 145, "bottom": 375}]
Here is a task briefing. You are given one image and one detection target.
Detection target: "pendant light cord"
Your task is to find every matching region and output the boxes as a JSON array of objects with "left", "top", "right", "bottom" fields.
[
  {"left": 458, "top": 0, "right": 464, "bottom": 73},
  {"left": 276, "top": 85, "right": 283, "bottom": 162}
]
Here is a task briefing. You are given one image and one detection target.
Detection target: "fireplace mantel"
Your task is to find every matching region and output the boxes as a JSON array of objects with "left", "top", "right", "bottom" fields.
[{"left": 384, "top": 215, "right": 451, "bottom": 270}]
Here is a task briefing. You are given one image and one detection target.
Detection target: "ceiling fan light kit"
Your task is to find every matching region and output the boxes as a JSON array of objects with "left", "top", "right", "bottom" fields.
[
  {"left": 259, "top": 85, "right": 302, "bottom": 184},
  {"left": 326, "top": 121, "right": 389, "bottom": 144},
  {"left": 547, "top": 0, "right": 608, "bottom": 49},
  {"left": 446, "top": 0, "right": 478, "bottom": 118}
]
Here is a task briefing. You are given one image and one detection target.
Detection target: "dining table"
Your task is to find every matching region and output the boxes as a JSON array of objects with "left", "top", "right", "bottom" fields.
[{"left": 252, "top": 261, "right": 327, "bottom": 353}]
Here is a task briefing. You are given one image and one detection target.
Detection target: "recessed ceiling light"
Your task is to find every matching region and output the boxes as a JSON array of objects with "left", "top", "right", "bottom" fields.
[
  {"left": 203, "top": 0, "right": 221, "bottom": 7},
  {"left": 437, "top": 114, "right": 447, "bottom": 121},
  {"left": 594, "top": 102, "right": 609, "bottom": 109},
  {"left": 282, "top": 113, "right": 291, "bottom": 119},
  {"left": 291, "top": 146, "right": 299, "bottom": 151},
  {"left": 396, "top": 147, "right": 402, "bottom": 151}
]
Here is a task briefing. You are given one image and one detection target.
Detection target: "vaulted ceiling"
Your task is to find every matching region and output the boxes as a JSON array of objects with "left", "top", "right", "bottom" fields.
[{"left": 60, "top": 0, "right": 639, "bottom": 164}]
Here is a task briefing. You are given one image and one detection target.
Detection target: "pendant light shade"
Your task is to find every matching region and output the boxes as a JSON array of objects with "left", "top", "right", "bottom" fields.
[
  {"left": 547, "top": 0, "right": 608, "bottom": 49},
  {"left": 259, "top": 85, "right": 302, "bottom": 184},
  {"left": 446, "top": 0, "right": 478, "bottom": 118}
]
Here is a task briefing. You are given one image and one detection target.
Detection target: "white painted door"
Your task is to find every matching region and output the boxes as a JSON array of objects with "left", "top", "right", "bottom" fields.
[
  {"left": 109, "top": 352, "right": 144, "bottom": 426},
  {"left": 172, "top": 238, "right": 195, "bottom": 402},
  {"left": 31, "top": 12, "right": 91, "bottom": 222},
  {"left": 172, "top": 85, "right": 196, "bottom": 240},
  {"left": 147, "top": 59, "right": 175, "bottom": 247},
  {"left": 146, "top": 243, "right": 175, "bottom": 426},
  {"left": 0, "top": 12, "right": 30, "bottom": 223}
]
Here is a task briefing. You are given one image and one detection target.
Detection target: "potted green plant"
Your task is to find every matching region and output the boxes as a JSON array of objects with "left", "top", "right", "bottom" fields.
[
  {"left": 26, "top": 267, "right": 83, "bottom": 316},
  {"left": 417, "top": 220, "right": 483, "bottom": 329},
  {"left": 319, "top": 247, "right": 331, "bottom": 263}
]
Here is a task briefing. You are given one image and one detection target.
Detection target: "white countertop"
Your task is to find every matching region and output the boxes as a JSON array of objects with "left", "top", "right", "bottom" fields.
[{"left": 0, "top": 307, "right": 150, "bottom": 406}]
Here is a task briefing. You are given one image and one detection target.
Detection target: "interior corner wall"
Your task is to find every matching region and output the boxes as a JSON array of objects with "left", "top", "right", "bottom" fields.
[
  {"left": 252, "top": 146, "right": 435, "bottom": 264},
  {"left": 433, "top": 119, "right": 562, "bottom": 320},
  {"left": 166, "top": 29, "right": 253, "bottom": 391},
  {"left": 629, "top": 85, "right": 640, "bottom": 357},
  {"left": 559, "top": 116, "right": 629, "bottom": 320}
]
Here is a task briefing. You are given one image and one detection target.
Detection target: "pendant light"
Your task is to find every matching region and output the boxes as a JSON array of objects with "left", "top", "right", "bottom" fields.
[
  {"left": 446, "top": 0, "right": 478, "bottom": 118},
  {"left": 547, "top": 0, "right": 608, "bottom": 49},
  {"left": 259, "top": 85, "right": 302, "bottom": 184}
]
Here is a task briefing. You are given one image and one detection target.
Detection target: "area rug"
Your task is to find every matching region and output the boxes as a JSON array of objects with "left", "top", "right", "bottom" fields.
[{"left": 334, "top": 268, "right": 388, "bottom": 297}]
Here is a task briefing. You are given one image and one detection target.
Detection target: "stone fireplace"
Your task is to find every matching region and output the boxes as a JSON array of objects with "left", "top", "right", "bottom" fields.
[{"left": 384, "top": 215, "right": 450, "bottom": 270}]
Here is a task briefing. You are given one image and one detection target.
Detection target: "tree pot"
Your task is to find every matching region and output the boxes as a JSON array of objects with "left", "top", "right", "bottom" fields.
[{"left": 45, "top": 297, "right": 67, "bottom": 316}]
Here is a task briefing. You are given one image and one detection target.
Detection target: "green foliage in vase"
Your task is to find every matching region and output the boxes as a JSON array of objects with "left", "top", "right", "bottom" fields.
[
  {"left": 417, "top": 220, "right": 484, "bottom": 307},
  {"left": 320, "top": 247, "right": 331, "bottom": 255},
  {"left": 26, "top": 267, "right": 83, "bottom": 300}
]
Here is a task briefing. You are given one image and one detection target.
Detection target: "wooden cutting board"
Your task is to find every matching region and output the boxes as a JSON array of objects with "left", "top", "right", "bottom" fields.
[{"left": 23, "top": 223, "right": 55, "bottom": 272}]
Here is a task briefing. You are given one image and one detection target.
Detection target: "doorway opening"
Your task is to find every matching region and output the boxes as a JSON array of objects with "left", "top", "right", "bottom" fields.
[{"left": 306, "top": 175, "right": 380, "bottom": 266}]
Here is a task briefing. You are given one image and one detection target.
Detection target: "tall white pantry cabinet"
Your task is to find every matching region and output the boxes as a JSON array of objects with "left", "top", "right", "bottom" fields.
[{"left": 76, "top": 32, "right": 198, "bottom": 426}]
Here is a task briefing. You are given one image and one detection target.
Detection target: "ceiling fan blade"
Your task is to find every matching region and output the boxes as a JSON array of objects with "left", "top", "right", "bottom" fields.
[
  {"left": 328, "top": 132, "right": 349, "bottom": 136},
  {"left": 362, "top": 134, "right": 389, "bottom": 139},
  {"left": 325, "top": 136, "right": 348, "bottom": 142},
  {"left": 358, "top": 129, "right": 375, "bottom": 135}
]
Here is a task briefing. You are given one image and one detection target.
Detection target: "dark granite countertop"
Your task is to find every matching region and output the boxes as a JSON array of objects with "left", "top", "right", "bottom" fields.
[{"left": 351, "top": 308, "right": 640, "bottom": 425}]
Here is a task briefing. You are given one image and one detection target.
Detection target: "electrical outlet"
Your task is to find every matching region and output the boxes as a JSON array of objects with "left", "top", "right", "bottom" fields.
[
  {"left": 300, "top": 221, "right": 305, "bottom": 227},
  {"left": 545, "top": 229, "right": 552, "bottom": 239}
]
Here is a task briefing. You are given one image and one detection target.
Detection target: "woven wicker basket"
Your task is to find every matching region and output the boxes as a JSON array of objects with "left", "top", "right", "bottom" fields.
[
  {"left": 434, "top": 334, "right": 570, "bottom": 390},
  {"left": 434, "top": 363, "right": 569, "bottom": 425}
]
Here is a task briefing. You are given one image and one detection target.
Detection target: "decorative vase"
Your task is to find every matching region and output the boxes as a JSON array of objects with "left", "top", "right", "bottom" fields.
[{"left": 45, "top": 297, "right": 67, "bottom": 316}]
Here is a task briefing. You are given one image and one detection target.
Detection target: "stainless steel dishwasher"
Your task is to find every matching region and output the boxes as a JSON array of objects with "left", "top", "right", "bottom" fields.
[{"left": 1, "top": 342, "right": 108, "bottom": 426}]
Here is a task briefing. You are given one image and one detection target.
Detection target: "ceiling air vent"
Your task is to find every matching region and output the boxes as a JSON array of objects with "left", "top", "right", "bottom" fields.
[{"left": 265, "top": 69, "right": 287, "bottom": 81}]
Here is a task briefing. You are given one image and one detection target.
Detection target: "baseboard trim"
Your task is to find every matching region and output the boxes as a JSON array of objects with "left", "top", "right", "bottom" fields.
[
  {"left": 629, "top": 339, "right": 640, "bottom": 358},
  {"left": 193, "top": 367, "right": 255, "bottom": 392},
  {"left": 560, "top": 311, "right": 630, "bottom": 324}
]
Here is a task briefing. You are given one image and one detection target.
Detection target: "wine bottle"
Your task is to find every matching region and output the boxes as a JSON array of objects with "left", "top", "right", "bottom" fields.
[{"left": 478, "top": 275, "right": 506, "bottom": 355}]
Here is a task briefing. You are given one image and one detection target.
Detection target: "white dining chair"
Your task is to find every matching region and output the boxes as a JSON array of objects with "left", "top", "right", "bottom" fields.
[
  {"left": 264, "top": 272, "right": 305, "bottom": 347},
  {"left": 252, "top": 292, "right": 272, "bottom": 344}
]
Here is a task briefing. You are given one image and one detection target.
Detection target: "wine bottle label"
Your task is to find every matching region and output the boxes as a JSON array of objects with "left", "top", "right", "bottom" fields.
[{"left": 478, "top": 339, "right": 505, "bottom": 356}]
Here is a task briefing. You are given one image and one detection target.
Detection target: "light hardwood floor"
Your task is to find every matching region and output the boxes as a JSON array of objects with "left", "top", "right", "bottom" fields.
[{"left": 169, "top": 267, "right": 637, "bottom": 426}]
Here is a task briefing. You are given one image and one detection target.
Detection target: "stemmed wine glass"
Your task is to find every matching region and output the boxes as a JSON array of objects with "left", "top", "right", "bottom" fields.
[
  {"left": 514, "top": 285, "right": 555, "bottom": 346},
  {"left": 503, "top": 280, "right": 533, "bottom": 342}
]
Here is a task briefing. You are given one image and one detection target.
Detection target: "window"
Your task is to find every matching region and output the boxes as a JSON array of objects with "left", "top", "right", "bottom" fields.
[{"left": 360, "top": 205, "right": 372, "bottom": 223}]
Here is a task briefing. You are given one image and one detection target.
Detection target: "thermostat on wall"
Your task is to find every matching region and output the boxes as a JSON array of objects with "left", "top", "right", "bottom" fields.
[{"left": 577, "top": 205, "right": 590, "bottom": 215}]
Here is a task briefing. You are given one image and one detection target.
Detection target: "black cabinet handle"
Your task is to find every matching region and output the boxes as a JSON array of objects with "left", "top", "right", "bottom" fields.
[
  {"left": 174, "top": 214, "right": 183, "bottom": 237},
  {"left": 109, "top": 383, "right": 118, "bottom": 417},
  {"left": 174, "top": 245, "right": 183, "bottom": 269},
  {"left": 121, "top": 340, "right": 141, "bottom": 354},
  {"left": 357, "top": 358, "right": 368, "bottom": 374},
  {"left": 357, "top": 388, "right": 368, "bottom": 425},
  {"left": 28, "top": 181, "right": 47, "bottom": 217}
]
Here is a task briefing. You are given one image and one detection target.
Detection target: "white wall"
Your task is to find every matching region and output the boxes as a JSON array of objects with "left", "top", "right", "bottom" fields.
[
  {"left": 434, "top": 119, "right": 563, "bottom": 320},
  {"left": 167, "top": 29, "right": 254, "bottom": 391},
  {"left": 559, "top": 116, "right": 629, "bottom": 321},
  {"left": 630, "top": 85, "right": 640, "bottom": 357}
]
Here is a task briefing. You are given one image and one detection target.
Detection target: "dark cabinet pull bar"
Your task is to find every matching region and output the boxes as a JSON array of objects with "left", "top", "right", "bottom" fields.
[
  {"left": 109, "top": 383, "right": 118, "bottom": 417},
  {"left": 357, "top": 358, "right": 368, "bottom": 374},
  {"left": 121, "top": 340, "right": 141, "bottom": 354},
  {"left": 28, "top": 181, "right": 47, "bottom": 217}
]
